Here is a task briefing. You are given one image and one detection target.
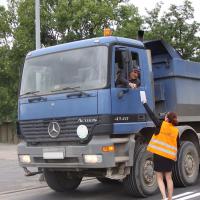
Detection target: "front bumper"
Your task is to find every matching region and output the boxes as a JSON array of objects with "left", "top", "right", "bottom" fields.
[{"left": 18, "top": 135, "right": 134, "bottom": 169}]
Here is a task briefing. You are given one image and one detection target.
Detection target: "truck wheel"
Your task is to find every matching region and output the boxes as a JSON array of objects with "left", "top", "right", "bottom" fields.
[
  {"left": 96, "top": 177, "right": 120, "bottom": 184},
  {"left": 123, "top": 144, "right": 158, "bottom": 197},
  {"left": 44, "top": 170, "right": 82, "bottom": 192},
  {"left": 172, "top": 141, "right": 199, "bottom": 187}
]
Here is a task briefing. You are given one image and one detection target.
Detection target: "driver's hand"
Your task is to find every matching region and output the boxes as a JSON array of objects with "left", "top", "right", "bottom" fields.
[{"left": 129, "top": 82, "right": 137, "bottom": 89}]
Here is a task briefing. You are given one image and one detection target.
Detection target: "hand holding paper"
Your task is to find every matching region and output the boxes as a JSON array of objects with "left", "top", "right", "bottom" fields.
[{"left": 140, "top": 91, "right": 147, "bottom": 104}]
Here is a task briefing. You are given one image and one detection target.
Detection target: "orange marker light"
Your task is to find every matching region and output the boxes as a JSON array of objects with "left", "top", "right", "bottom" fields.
[
  {"left": 104, "top": 28, "right": 112, "bottom": 37},
  {"left": 102, "top": 145, "right": 115, "bottom": 152}
]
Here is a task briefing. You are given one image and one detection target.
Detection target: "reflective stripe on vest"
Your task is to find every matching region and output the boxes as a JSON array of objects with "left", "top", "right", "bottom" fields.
[
  {"left": 147, "top": 121, "right": 179, "bottom": 161},
  {"left": 151, "top": 139, "right": 177, "bottom": 151},
  {"left": 148, "top": 144, "right": 177, "bottom": 156}
]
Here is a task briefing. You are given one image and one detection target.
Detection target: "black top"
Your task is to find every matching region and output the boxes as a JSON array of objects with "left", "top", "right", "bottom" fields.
[
  {"left": 143, "top": 103, "right": 161, "bottom": 127},
  {"left": 143, "top": 103, "right": 161, "bottom": 135}
]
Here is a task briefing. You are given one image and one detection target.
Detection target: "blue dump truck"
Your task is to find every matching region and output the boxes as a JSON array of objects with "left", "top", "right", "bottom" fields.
[{"left": 17, "top": 34, "right": 200, "bottom": 197}]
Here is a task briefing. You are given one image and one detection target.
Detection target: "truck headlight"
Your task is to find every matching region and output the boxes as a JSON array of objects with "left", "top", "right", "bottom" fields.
[
  {"left": 77, "top": 125, "right": 88, "bottom": 139},
  {"left": 84, "top": 155, "right": 102, "bottom": 164},
  {"left": 19, "top": 155, "right": 31, "bottom": 163}
]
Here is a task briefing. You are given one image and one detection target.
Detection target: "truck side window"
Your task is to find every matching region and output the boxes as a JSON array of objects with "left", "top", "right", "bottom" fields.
[{"left": 115, "top": 50, "right": 141, "bottom": 88}]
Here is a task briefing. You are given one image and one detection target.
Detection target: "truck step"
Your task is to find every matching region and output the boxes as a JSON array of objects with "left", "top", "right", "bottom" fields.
[
  {"left": 111, "top": 138, "right": 129, "bottom": 144},
  {"left": 115, "top": 156, "right": 129, "bottom": 163}
]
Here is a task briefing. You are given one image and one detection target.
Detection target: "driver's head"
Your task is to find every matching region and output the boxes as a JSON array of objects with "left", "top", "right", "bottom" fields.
[{"left": 129, "top": 68, "right": 140, "bottom": 79}]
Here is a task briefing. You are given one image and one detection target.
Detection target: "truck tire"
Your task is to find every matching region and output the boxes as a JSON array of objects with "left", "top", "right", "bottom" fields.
[
  {"left": 96, "top": 177, "right": 120, "bottom": 184},
  {"left": 44, "top": 170, "right": 82, "bottom": 192},
  {"left": 123, "top": 144, "right": 158, "bottom": 197},
  {"left": 172, "top": 141, "right": 199, "bottom": 187}
]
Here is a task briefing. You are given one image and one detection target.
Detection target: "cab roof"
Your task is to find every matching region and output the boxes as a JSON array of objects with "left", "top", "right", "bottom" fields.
[{"left": 26, "top": 36, "right": 144, "bottom": 59}]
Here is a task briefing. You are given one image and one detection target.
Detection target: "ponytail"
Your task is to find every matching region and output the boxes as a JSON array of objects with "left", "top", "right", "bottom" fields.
[{"left": 166, "top": 112, "right": 178, "bottom": 126}]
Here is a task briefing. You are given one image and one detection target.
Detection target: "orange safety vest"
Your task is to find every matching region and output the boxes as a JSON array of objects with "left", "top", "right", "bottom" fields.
[{"left": 147, "top": 121, "right": 179, "bottom": 161}]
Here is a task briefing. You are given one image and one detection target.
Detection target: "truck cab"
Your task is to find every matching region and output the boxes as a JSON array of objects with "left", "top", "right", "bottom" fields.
[{"left": 17, "top": 36, "right": 200, "bottom": 197}]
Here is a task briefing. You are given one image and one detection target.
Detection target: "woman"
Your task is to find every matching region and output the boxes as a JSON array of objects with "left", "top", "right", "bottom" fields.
[{"left": 143, "top": 102, "right": 179, "bottom": 200}]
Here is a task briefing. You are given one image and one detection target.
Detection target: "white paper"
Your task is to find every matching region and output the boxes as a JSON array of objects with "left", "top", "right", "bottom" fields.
[{"left": 140, "top": 91, "right": 147, "bottom": 103}]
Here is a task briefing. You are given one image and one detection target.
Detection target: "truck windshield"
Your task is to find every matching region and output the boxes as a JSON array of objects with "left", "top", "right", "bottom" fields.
[{"left": 20, "top": 46, "right": 108, "bottom": 96}]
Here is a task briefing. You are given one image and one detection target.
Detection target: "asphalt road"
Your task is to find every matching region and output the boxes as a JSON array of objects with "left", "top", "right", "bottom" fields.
[
  {"left": 1, "top": 143, "right": 200, "bottom": 200},
  {"left": 1, "top": 177, "right": 200, "bottom": 200},
  {"left": 0, "top": 144, "right": 45, "bottom": 193}
]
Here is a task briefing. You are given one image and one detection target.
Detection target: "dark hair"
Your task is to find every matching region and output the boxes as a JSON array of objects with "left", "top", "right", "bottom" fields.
[{"left": 166, "top": 112, "right": 178, "bottom": 126}]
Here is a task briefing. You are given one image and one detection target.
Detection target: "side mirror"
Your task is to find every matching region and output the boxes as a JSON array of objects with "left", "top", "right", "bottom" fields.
[
  {"left": 140, "top": 91, "right": 147, "bottom": 103},
  {"left": 121, "top": 49, "right": 134, "bottom": 74}
]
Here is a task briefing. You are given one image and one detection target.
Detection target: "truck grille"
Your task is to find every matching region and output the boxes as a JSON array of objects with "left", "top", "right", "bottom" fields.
[{"left": 19, "top": 116, "right": 97, "bottom": 143}]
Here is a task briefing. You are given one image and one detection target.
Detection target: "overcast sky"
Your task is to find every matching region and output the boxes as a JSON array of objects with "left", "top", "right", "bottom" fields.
[
  {"left": 130, "top": 0, "right": 200, "bottom": 22},
  {"left": 0, "top": 0, "right": 199, "bottom": 22}
]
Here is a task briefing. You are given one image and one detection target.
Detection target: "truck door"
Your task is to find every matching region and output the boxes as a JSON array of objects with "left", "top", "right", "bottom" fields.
[{"left": 111, "top": 46, "right": 147, "bottom": 134}]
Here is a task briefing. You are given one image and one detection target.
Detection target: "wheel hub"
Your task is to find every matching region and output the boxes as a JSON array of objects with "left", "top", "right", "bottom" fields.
[
  {"left": 184, "top": 153, "right": 195, "bottom": 176},
  {"left": 143, "top": 160, "right": 156, "bottom": 186}
]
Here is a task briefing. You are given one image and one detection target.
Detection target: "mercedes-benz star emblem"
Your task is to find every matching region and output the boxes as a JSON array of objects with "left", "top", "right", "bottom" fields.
[{"left": 48, "top": 122, "right": 60, "bottom": 138}]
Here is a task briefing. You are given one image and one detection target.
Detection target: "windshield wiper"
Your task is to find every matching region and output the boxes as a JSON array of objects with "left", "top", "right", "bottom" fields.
[
  {"left": 51, "top": 86, "right": 91, "bottom": 97},
  {"left": 20, "top": 90, "right": 40, "bottom": 97}
]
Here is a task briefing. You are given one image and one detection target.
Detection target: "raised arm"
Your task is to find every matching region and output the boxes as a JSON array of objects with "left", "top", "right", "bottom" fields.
[{"left": 143, "top": 103, "right": 162, "bottom": 128}]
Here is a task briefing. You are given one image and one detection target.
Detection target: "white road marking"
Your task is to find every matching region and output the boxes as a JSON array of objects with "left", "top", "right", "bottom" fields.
[
  {"left": 173, "top": 192, "right": 200, "bottom": 200},
  {"left": 172, "top": 192, "right": 194, "bottom": 199}
]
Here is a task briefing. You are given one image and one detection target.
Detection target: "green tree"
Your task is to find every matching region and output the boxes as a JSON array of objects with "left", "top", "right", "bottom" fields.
[
  {"left": 113, "top": 4, "right": 143, "bottom": 39},
  {"left": 0, "top": 5, "right": 16, "bottom": 122},
  {"left": 10, "top": 0, "right": 126, "bottom": 49},
  {"left": 0, "top": 6, "right": 11, "bottom": 46},
  {"left": 144, "top": 0, "right": 200, "bottom": 61},
  {"left": 52, "top": 0, "right": 121, "bottom": 42}
]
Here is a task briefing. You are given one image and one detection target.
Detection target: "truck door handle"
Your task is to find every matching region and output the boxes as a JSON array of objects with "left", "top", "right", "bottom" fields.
[
  {"left": 117, "top": 89, "right": 129, "bottom": 99},
  {"left": 28, "top": 96, "right": 47, "bottom": 103}
]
